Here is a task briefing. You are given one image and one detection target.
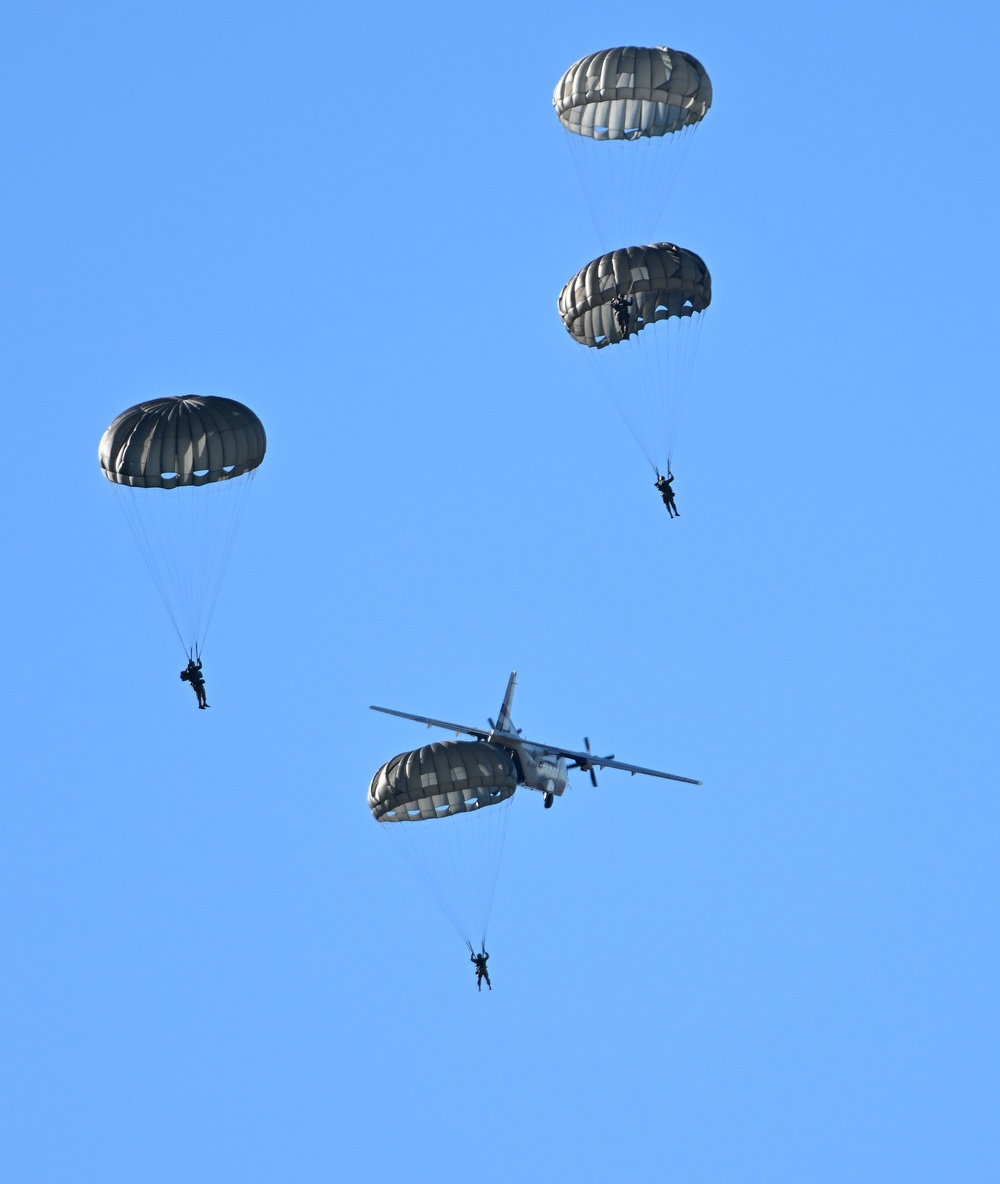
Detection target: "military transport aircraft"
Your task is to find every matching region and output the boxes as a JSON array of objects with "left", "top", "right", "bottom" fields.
[{"left": 370, "top": 671, "right": 702, "bottom": 809}]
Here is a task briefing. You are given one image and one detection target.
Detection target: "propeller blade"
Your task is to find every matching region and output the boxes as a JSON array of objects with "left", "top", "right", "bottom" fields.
[{"left": 582, "top": 739, "right": 598, "bottom": 786}]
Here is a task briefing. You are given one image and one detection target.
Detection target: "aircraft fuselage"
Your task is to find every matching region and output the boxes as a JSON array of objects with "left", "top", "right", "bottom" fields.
[{"left": 489, "top": 735, "right": 570, "bottom": 799}]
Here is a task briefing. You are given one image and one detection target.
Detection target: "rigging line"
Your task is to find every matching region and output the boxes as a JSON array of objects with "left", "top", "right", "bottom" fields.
[
  {"left": 381, "top": 821, "right": 471, "bottom": 948},
  {"left": 480, "top": 794, "right": 514, "bottom": 944},
  {"left": 562, "top": 130, "right": 607, "bottom": 252},
  {"left": 646, "top": 122, "right": 700, "bottom": 241},
  {"left": 113, "top": 487, "right": 188, "bottom": 655},
  {"left": 584, "top": 344, "right": 657, "bottom": 471},
  {"left": 382, "top": 792, "right": 513, "bottom": 952},
  {"left": 595, "top": 331, "right": 661, "bottom": 469},
  {"left": 198, "top": 471, "right": 256, "bottom": 651}
]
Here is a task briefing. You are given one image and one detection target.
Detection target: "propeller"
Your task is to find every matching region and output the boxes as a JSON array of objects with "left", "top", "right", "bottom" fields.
[{"left": 568, "top": 737, "right": 600, "bottom": 787}]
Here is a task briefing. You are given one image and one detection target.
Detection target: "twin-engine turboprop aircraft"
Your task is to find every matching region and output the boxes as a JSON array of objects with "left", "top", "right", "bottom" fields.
[{"left": 370, "top": 672, "right": 701, "bottom": 809}]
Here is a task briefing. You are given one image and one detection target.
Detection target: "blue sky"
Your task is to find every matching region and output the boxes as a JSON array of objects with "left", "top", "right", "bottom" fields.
[{"left": 1, "top": 1, "right": 999, "bottom": 1180}]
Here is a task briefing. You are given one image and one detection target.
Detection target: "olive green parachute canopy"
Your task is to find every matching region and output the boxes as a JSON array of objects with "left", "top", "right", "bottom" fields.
[
  {"left": 369, "top": 741, "right": 518, "bottom": 823},
  {"left": 99, "top": 395, "right": 267, "bottom": 489},
  {"left": 554, "top": 46, "right": 712, "bottom": 140},
  {"left": 559, "top": 243, "right": 711, "bottom": 349},
  {"left": 98, "top": 394, "right": 266, "bottom": 656}
]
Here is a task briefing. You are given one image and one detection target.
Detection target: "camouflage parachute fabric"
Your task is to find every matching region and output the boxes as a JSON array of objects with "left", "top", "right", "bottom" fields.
[
  {"left": 553, "top": 46, "right": 712, "bottom": 141},
  {"left": 558, "top": 243, "right": 711, "bottom": 349},
  {"left": 369, "top": 741, "right": 517, "bottom": 823}
]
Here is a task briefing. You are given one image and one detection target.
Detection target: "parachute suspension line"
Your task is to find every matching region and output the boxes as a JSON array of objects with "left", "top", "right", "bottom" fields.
[
  {"left": 656, "top": 312, "right": 704, "bottom": 467},
  {"left": 561, "top": 122, "right": 702, "bottom": 249},
  {"left": 577, "top": 286, "right": 651, "bottom": 466},
  {"left": 562, "top": 129, "right": 607, "bottom": 250},
  {"left": 439, "top": 783, "right": 510, "bottom": 950},
  {"left": 473, "top": 790, "right": 511, "bottom": 949},
  {"left": 477, "top": 785, "right": 514, "bottom": 948},
  {"left": 641, "top": 122, "right": 699, "bottom": 243},
  {"left": 665, "top": 310, "right": 707, "bottom": 462},
  {"left": 379, "top": 792, "right": 516, "bottom": 953},
  {"left": 462, "top": 788, "right": 511, "bottom": 949},
  {"left": 195, "top": 470, "right": 257, "bottom": 653},
  {"left": 113, "top": 470, "right": 257, "bottom": 659},
  {"left": 379, "top": 820, "right": 470, "bottom": 949},
  {"left": 582, "top": 337, "right": 658, "bottom": 471},
  {"left": 113, "top": 487, "right": 189, "bottom": 657},
  {"left": 578, "top": 307, "right": 707, "bottom": 476},
  {"left": 120, "top": 483, "right": 202, "bottom": 656},
  {"left": 178, "top": 472, "right": 252, "bottom": 653}
]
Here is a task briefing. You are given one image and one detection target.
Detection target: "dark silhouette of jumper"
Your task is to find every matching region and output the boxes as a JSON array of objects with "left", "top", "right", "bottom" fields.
[
  {"left": 471, "top": 950, "right": 491, "bottom": 991},
  {"left": 180, "top": 658, "right": 209, "bottom": 709},
  {"left": 655, "top": 472, "right": 679, "bottom": 518},
  {"left": 611, "top": 294, "right": 633, "bottom": 339}
]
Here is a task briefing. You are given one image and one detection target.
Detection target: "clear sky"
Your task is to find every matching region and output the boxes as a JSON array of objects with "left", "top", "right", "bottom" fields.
[{"left": 2, "top": 1, "right": 998, "bottom": 1180}]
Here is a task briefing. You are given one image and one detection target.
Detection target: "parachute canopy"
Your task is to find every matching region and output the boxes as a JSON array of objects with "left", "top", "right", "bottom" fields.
[
  {"left": 558, "top": 243, "right": 711, "bottom": 349},
  {"left": 553, "top": 46, "right": 712, "bottom": 141},
  {"left": 99, "top": 395, "right": 267, "bottom": 490},
  {"left": 370, "top": 741, "right": 517, "bottom": 823},
  {"left": 99, "top": 393, "right": 266, "bottom": 658}
]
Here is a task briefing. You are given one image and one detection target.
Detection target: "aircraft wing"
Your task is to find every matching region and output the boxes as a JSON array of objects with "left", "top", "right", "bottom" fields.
[
  {"left": 369, "top": 705, "right": 490, "bottom": 740},
  {"left": 517, "top": 737, "right": 703, "bottom": 785}
]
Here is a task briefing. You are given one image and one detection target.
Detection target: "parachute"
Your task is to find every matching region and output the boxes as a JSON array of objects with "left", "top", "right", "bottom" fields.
[
  {"left": 370, "top": 741, "right": 517, "bottom": 951},
  {"left": 99, "top": 394, "right": 266, "bottom": 658},
  {"left": 554, "top": 46, "right": 712, "bottom": 244},
  {"left": 558, "top": 243, "right": 711, "bottom": 472},
  {"left": 554, "top": 46, "right": 711, "bottom": 141}
]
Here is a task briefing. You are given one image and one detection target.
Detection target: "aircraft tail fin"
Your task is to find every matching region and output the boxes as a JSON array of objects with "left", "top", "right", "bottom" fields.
[{"left": 494, "top": 672, "right": 518, "bottom": 735}]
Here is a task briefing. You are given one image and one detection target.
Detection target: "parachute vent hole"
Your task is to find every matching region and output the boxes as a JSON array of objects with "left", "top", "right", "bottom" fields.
[
  {"left": 193, "top": 469, "right": 209, "bottom": 478},
  {"left": 222, "top": 465, "right": 235, "bottom": 474},
  {"left": 160, "top": 472, "right": 179, "bottom": 480}
]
